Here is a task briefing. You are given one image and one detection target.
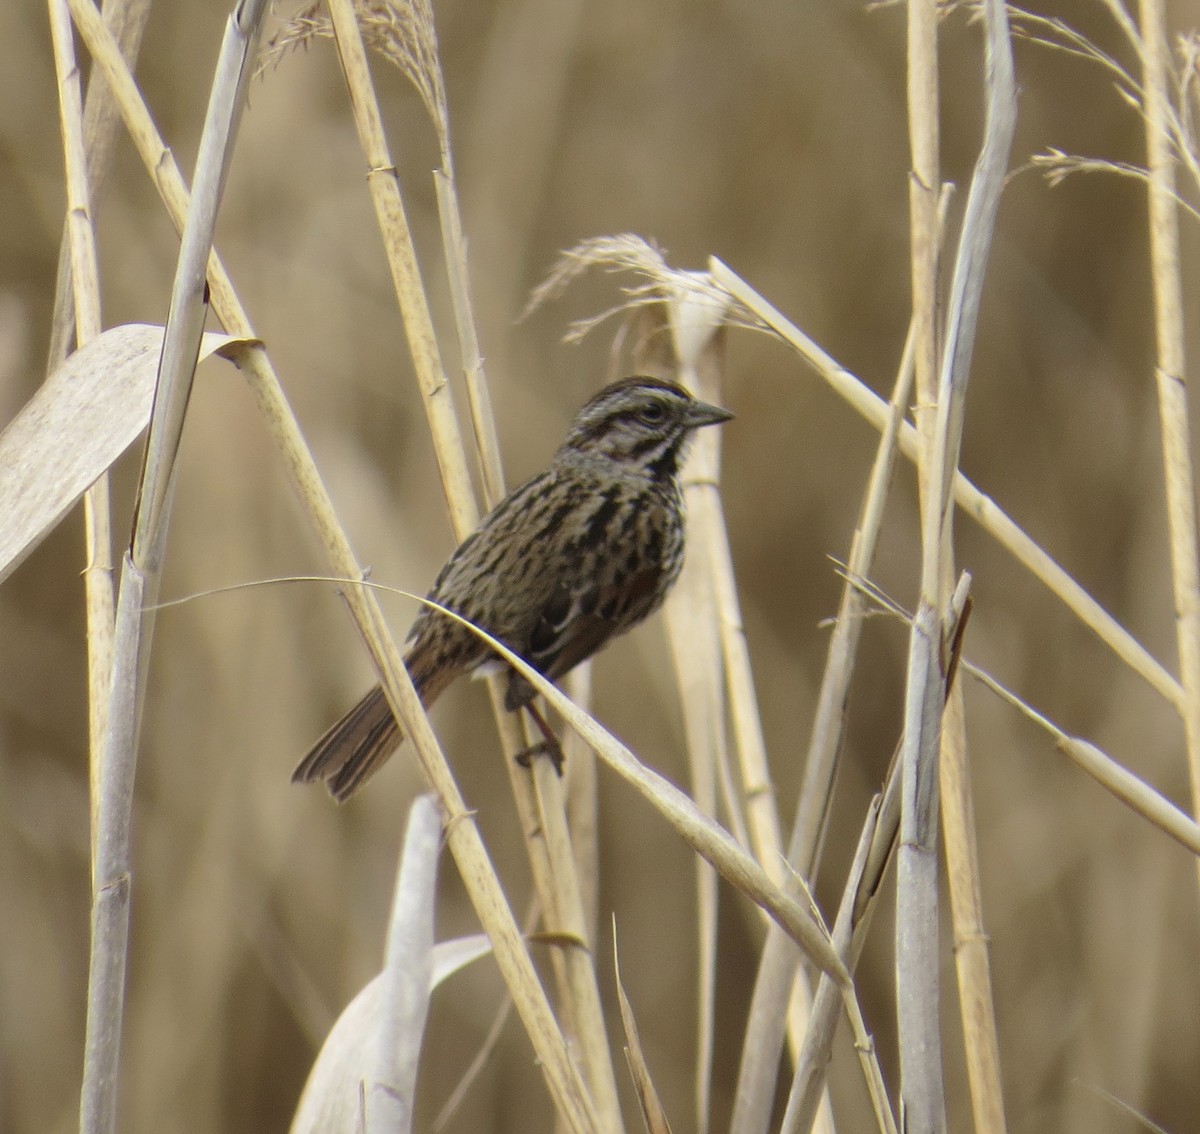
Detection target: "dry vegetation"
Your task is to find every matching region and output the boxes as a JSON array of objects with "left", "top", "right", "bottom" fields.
[{"left": 1, "top": 0, "right": 1199, "bottom": 1132}]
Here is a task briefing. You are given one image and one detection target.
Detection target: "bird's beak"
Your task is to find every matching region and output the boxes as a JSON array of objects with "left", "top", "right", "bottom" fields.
[{"left": 686, "top": 399, "right": 734, "bottom": 428}]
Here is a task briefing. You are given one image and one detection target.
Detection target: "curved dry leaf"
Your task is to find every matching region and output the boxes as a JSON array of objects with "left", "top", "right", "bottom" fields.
[
  {"left": 290, "top": 934, "right": 494, "bottom": 1134},
  {"left": 0, "top": 323, "right": 248, "bottom": 584}
]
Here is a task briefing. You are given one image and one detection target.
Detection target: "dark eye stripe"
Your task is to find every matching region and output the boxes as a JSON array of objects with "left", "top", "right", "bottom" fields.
[{"left": 629, "top": 434, "right": 668, "bottom": 460}]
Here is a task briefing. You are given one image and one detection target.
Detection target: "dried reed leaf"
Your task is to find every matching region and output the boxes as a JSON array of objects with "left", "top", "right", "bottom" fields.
[
  {"left": 0, "top": 324, "right": 245, "bottom": 585},
  {"left": 420, "top": 601, "right": 845, "bottom": 981},
  {"left": 291, "top": 799, "right": 480, "bottom": 1134},
  {"left": 613, "top": 927, "right": 673, "bottom": 1134},
  {"left": 290, "top": 940, "right": 494, "bottom": 1134}
]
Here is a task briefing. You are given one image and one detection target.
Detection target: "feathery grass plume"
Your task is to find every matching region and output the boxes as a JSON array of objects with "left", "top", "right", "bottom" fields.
[
  {"left": 1012, "top": 4, "right": 1200, "bottom": 203},
  {"left": 266, "top": 0, "right": 444, "bottom": 134},
  {"left": 526, "top": 235, "right": 762, "bottom": 343}
]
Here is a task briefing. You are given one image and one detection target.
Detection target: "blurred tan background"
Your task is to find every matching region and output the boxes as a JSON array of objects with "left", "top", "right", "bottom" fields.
[{"left": 2, "top": 0, "right": 1199, "bottom": 1131}]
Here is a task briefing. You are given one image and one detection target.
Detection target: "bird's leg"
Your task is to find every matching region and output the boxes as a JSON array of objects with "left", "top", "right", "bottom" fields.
[{"left": 515, "top": 701, "right": 565, "bottom": 775}]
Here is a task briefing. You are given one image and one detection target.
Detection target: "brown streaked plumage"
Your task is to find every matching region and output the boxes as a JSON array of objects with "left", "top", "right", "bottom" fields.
[{"left": 293, "top": 376, "right": 733, "bottom": 801}]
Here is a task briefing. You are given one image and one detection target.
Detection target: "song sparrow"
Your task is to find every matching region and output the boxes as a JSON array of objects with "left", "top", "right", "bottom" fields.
[{"left": 294, "top": 376, "right": 733, "bottom": 801}]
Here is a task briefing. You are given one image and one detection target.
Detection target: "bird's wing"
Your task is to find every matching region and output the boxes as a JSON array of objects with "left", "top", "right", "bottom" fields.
[{"left": 504, "top": 567, "right": 662, "bottom": 711}]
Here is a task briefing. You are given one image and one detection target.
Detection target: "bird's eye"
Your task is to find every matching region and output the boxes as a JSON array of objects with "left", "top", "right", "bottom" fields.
[{"left": 637, "top": 402, "right": 667, "bottom": 425}]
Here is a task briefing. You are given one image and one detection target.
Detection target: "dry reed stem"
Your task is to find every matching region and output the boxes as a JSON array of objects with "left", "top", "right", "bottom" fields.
[
  {"left": 896, "top": 0, "right": 1014, "bottom": 1128},
  {"left": 322, "top": 6, "right": 615, "bottom": 1104},
  {"left": 662, "top": 290, "right": 740, "bottom": 1134},
  {"left": 907, "top": 0, "right": 940, "bottom": 443},
  {"left": 627, "top": 297, "right": 724, "bottom": 1134},
  {"left": 708, "top": 259, "right": 1183, "bottom": 710},
  {"left": 1137, "top": 0, "right": 1200, "bottom": 894},
  {"left": 47, "top": 0, "right": 113, "bottom": 872},
  {"left": 400, "top": 3, "right": 618, "bottom": 1108},
  {"left": 76, "top": 6, "right": 269, "bottom": 1132},
  {"left": 570, "top": 274, "right": 753, "bottom": 1132},
  {"left": 625, "top": 282, "right": 767, "bottom": 1134},
  {"left": 45, "top": 0, "right": 151, "bottom": 373},
  {"left": 962, "top": 661, "right": 1200, "bottom": 856},
  {"left": 563, "top": 666, "right": 600, "bottom": 940},
  {"left": 67, "top": 6, "right": 604, "bottom": 1130},
  {"left": 925, "top": 23, "right": 1005, "bottom": 1110},
  {"left": 471, "top": 630, "right": 618, "bottom": 1126},
  {"left": 325, "top": 0, "right": 478, "bottom": 539},
  {"left": 939, "top": 685, "right": 1007, "bottom": 1134},
  {"left": 530, "top": 758, "right": 624, "bottom": 1129}
]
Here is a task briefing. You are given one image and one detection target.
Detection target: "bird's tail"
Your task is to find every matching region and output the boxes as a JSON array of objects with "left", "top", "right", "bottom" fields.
[
  {"left": 292, "top": 685, "right": 401, "bottom": 803},
  {"left": 293, "top": 650, "right": 459, "bottom": 802}
]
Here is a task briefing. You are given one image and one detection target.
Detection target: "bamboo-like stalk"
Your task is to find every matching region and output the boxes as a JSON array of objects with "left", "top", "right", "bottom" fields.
[
  {"left": 327, "top": 8, "right": 618, "bottom": 1116},
  {"left": 74, "top": 5, "right": 269, "bottom": 1133},
  {"left": 45, "top": 0, "right": 151, "bottom": 374},
  {"left": 907, "top": 0, "right": 940, "bottom": 445},
  {"left": 563, "top": 665, "right": 600, "bottom": 944},
  {"left": 325, "top": 0, "right": 478, "bottom": 540},
  {"left": 939, "top": 685, "right": 1007, "bottom": 1134},
  {"left": 489, "top": 682, "right": 625, "bottom": 1131},
  {"left": 1137, "top": 0, "right": 1200, "bottom": 893},
  {"left": 435, "top": 167, "right": 506, "bottom": 506},
  {"left": 665, "top": 292, "right": 740, "bottom": 1134},
  {"left": 627, "top": 295, "right": 725, "bottom": 1134},
  {"left": 900, "top": 6, "right": 943, "bottom": 1112},
  {"left": 47, "top": 0, "right": 114, "bottom": 874},
  {"left": 527, "top": 759, "right": 624, "bottom": 1131}
]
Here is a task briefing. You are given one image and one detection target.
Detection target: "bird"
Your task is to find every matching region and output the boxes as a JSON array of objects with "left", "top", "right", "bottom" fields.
[{"left": 294, "top": 376, "right": 733, "bottom": 801}]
